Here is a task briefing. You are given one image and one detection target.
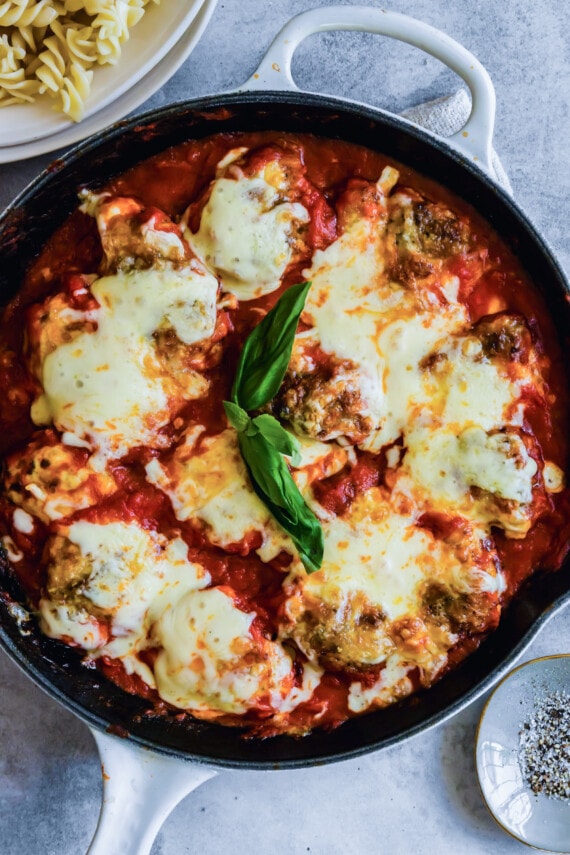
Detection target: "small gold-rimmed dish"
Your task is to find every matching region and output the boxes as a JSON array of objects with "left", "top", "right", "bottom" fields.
[{"left": 476, "top": 654, "right": 570, "bottom": 852}]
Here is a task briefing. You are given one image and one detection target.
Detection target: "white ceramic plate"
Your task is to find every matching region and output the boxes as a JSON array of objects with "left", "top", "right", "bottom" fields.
[
  {"left": 0, "top": 0, "right": 217, "bottom": 164},
  {"left": 476, "top": 655, "right": 570, "bottom": 853},
  {"left": 0, "top": 0, "right": 206, "bottom": 149}
]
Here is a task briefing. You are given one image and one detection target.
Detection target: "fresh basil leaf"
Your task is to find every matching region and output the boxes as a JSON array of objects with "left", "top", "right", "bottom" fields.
[
  {"left": 239, "top": 430, "right": 324, "bottom": 574},
  {"left": 222, "top": 280, "right": 323, "bottom": 573},
  {"left": 251, "top": 414, "right": 301, "bottom": 466},
  {"left": 231, "top": 280, "right": 311, "bottom": 411},
  {"left": 224, "top": 403, "right": 300, "bottom": 465},
  {"left": 240, "top": 432, "right": 293, "bottom": 511},
  {"left": 223, "top": 400, "right": 250, "bottom": 432}
]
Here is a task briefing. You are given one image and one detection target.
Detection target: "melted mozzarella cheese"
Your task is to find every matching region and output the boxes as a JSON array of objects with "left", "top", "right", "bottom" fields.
[
  {"left": 152, "top": 587, "right": 295, "bottom": 714},
  {"left": 80, "top": 192, "right": 188, "bottom": 268},
  {"left": 348, "top": 659, "right": 413, "bottom": 713},
  {"left": 31, "top": 264, "right": 217, "bottom": 461},
  {"left": 39, "top": 521, "right": 209, "bottom": 666},
  {"left": 2, "top": 536, "right": 23, "bottom": 562},
  {"left": 146, "top": 428, "right": 349, "bottom": 563},
  {"left": 6, "top": 442, "right": 116, "bottom": 523},
  {"left": 393, "top": 413, "right": 537, "bottom": 538},
  {"left": 39, "top": 601, "right": 108, "bottom": 649},
  {"left": 543, "top": 461, "right": 565, "bottom": 492},
  {"left": 146, "top": 429, "right": 292, "bottom": 562},
  {"left": 291, "top": 434, "right": 353, "bottom": 500},
  {"left": 298, "top": 234, "right": 531, "bottom": 468},
  {"left": 299, "top": 220, "right": 396, "bottom": 438},
  {"left": 364, "top": 309, "right": 468, "bottom": 448},
  {"left": 187, "top": 170, "right": 308, "bottom": 300},
  {"left": 314, "top": 493, "right": 496, "bottom": 623},
  {"left": 283, "top": 488, "right": 504, "bottom": 677},
  {"left": 429, "top": 337, "right": 522, "bottom": 430},
  {"left": 298, "top": 219, "right": 470, "bottom": 450},
  {"left": 140, "top": 221, "right": 186, "bottom": 261},
  {"left": 403, "top": 426, "right": 537, "bottom": 506},
  {"left": 13, "top": 509, "right": 34, "bottom": 534},
  {"left": 41, "top": 519, "right": 321, "bottom": 717}
]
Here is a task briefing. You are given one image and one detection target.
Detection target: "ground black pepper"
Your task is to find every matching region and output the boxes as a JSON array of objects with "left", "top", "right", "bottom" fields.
[{"left": 518, "top": 689, "right": 570, "bottom": 801}]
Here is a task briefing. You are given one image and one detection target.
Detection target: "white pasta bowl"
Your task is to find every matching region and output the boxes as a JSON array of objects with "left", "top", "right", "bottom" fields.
[
  {"left": 476, "top": 655, "right": 570, "bottom": 853},
  {"left": 0, "top": 0, "right": 208, "bottom": 147}
]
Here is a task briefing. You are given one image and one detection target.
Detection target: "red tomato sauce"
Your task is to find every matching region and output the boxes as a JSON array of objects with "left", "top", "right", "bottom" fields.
[{"left": 0, "top": 131, "right": 568, "bottom": 735}]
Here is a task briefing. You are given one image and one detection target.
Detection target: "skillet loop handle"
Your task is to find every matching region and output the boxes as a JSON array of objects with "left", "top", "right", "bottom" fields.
[
  {"left": 87, "top": 728, "right": 217, "bottom": 855},
  {"left": 240, "top": 5, "right": 496, "bottom": 174}
]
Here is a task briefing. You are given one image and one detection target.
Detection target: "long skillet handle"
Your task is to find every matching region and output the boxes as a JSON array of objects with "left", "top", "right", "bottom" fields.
[
  {"left": 86, "top": 728, "right": 217, "bottom": 855},
  {"left": 238, "top": 5, "right": 497, "bottom": 178}
]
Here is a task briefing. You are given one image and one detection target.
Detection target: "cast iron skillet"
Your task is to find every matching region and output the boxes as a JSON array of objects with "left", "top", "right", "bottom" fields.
[{"left": 0, "top": 4, "right": 568, "bottom": 840}]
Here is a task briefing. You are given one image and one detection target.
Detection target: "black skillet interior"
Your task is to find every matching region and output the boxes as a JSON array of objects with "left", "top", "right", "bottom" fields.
[{"left": 1, "top": 93, "right": 569, "bottom": 769}]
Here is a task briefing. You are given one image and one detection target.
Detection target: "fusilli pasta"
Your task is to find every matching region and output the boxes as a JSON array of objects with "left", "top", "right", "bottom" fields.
[{"left": 0, "top": 0, "right": 160, "bottom": 121}]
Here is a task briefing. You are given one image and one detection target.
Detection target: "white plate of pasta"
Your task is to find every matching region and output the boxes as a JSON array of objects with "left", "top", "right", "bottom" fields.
[{"left": 0, "top": 0, "right": 208, "bottom": 146}]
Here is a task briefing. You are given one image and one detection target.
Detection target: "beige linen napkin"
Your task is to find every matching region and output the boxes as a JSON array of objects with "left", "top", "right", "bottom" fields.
[{"left": 401, "top": 88, "right": 512, "bottom": 194}]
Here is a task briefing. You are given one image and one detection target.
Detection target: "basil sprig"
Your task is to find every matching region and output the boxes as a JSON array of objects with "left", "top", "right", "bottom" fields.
[
  {"left": 223, "top": 281, "right": 324, "bottom": 574},
  {"left": 231, "top": 281, "right": 313, "bottom": 411}
]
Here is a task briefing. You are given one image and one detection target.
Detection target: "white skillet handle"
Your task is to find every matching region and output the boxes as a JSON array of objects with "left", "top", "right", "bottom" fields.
[
  {"left": 86, "top": 728, "right": 217, "bottom": 855},
  {"left": 240, "top": 6, "right": 496, "bottom": 174}
]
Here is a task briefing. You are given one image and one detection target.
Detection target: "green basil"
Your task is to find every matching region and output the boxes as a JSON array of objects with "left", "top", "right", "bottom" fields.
[
  {"left": 238, "top": 430, "right": 323, "bottom": 575},
  {"left": 223, "top": 400, "right": 250, "bottom": 433},
  {"left": 248, "top": 414, "right": 301, "bottom": 466},
  {"left": 231, "top": 280, "right": 312, "bottom": 411},
  {"left": 223, "top": 282, "right": 324, "bottom": 573}
]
